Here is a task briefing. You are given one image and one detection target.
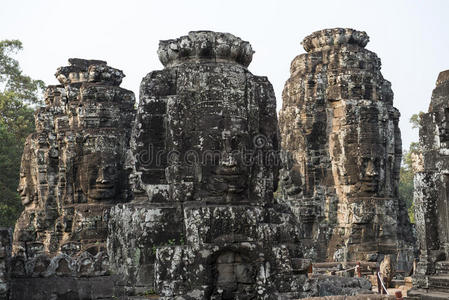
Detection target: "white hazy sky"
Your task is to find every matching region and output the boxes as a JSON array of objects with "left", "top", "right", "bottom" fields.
[{"left": 1, "top": 0, "right": 449, "bottom": 150}]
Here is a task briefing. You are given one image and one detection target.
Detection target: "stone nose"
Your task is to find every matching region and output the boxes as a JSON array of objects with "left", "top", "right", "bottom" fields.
[
  {"left": 17, "top": 178, "right": 27, "bottom": 194},
  {"left": 96, "top": 168, "right": 110, "bottom": 184},
  {"left": 17, "top": 185, "right": 23, "bottom": 193},
  {"left": 365, "top": 160, "right": 378, "bottom": 176}
]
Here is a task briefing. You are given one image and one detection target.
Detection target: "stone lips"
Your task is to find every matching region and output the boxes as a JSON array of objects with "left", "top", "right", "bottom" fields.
[
  {"left": 157, "top": 30, "right": 254, "bottom": 67},
  {"left": 301, "top": 28, "right": 369, "bottom": 52}
]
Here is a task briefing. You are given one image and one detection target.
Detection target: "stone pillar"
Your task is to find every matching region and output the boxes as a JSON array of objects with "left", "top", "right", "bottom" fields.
[
  {"left": 412, "top": 70, "right": 449, "bottom": 292},
  {"left": 0, "top": 228, "right": 11, "bottom": 300},
  {"left": 278, "top": 28, "right": 415, "bottom": 268},
  {"left": 12, "top": 58, "right": 135, "bottom": 269},
  {"left": 108, "top": 31, "right": 309, "bottom": 299}
]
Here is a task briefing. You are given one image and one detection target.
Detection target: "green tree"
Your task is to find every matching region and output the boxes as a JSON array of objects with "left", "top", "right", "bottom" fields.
[
  {"left": 0, "top": 40, "right": 44, "bottom": 227},
  {"left": 399, "top": 113, "right": 423, "bottom": 223}
]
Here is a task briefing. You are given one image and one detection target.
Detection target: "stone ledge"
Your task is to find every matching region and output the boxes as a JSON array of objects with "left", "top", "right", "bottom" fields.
[
  {"left": 157, "top": 31, "right": 254, "bottom": 67},
  {"left": 298, "top": 295, "right": 395, "bottom": 300},
  {"left": 301, "top": 28, "right": 369, "bottom": 52},
  {"left": 55, "top": 58, "right": 125, "bottom": 86}
]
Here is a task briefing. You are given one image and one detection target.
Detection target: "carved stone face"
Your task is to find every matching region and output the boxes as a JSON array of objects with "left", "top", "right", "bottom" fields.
[
  {"left": 79, "top": 152, "right": 119, "bottom": 201},
  {"left": 17, "top": 142, "right": 37, "bottom": 206},
  {"left": 359, "top": 157, "right": 380, "bottom": 196},
  {"left": 200, "top": 115, "right": 250, "bottom": 198},
  {"left": 18, "top": 171, "right": 35, "bottom": 206}
]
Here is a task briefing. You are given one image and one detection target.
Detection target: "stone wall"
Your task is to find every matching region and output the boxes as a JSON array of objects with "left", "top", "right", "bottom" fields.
[
  {"left": 10, "top": 276, "right": 120, "bottom": 300},
  {"left": 278, "top": 28, "right": 415, "bottom": 269},
  {"left": 0, "top": 228, "right": 11, "bottom": 300},
  {"left": 299, "top": 295, "right": 395, "bottom": 300}
]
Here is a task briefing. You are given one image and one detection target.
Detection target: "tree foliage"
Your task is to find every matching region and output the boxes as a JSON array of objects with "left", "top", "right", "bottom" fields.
[
  {"left": 0, "top": 40, "right": 44, "bottom": 227},
  {"left": 399, "top": 113, "right": 423, "bottom": 223},
  {"left": 400, "top": 148, "right": 416, "bottom": 223}
]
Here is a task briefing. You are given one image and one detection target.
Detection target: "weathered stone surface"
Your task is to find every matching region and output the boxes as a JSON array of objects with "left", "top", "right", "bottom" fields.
[
  {"left": 299, "top": 295, "right": 395, "bottom": 300},
  {"left": 278, "top": 28, "right": 415, "bottom": 269},
  {"left": 10, "top": 275, "right": 122, "bottom": 300},
  {"left": 0, "top": 228, "right": 12, "bottom": 300},
  {"left": 108, "top": 31, "right": 310, "bottom": 299},
  {"left": 411, "top": 69, "right": 449, "bottom": 298},
  {"left": 12, "top": 58, "right": 135, "bottom": 268},
  {"left": 8, "top": 32, "right": 407, "bottom": 300},
  {"left": 302, "top": 275, "right": 372, "bottom": 297}
]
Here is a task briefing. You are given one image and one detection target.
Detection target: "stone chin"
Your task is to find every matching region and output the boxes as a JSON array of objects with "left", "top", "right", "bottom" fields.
[
  {"left": 87, "top": 185, "right": 117, "bottom": 201},
  {"left": 207, "top": 175, "right": 247, "bottom": 194},
  {"left": 206, "top": 165, "right": 248, "bottom": 195}
]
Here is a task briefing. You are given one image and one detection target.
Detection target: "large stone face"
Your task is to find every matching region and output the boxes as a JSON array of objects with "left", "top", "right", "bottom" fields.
[
  {"left": 12, "top": 59, "right": 135, "bottom": 275},
  {"left": 107, "top": 31, "right": 310, "bottom": 299},
  {"left": 278, "top": 28, "right": 415, "bottom": 268},
  {"left": 411, "top": 70, "right": 449, "bottom": 294}
]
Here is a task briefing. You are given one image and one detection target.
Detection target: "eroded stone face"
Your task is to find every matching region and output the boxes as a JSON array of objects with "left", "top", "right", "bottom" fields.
[
  {"left": 12, "top": 59, "right": 135, "bottom": 269},
  {"left": 79, "top": 151, "right": 119, "bottom": 201},
  {"left": 17, "top": 138, "right": 38, "bottom": 206},
  {"left": 278, "top": 28, "right": 415, "bottom": 268}
]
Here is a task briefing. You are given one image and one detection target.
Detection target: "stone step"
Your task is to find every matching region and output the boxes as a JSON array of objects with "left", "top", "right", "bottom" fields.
[
  {"left": 299, "top": 295, "right": 395, "bottom": 300},
  {"left": 407, "top": 288, "right": 449, "bottom": 300},
  {"left": 435, "top": 260, "right": 449, "bottom": 274},
  {"left": 428, "top": 275, "right": 449, "bottom": 290}
]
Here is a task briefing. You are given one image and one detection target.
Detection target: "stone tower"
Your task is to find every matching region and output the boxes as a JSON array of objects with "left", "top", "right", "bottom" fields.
[
  {"left": 12, "top": 59, "right": 135, "bottom": 273},
  {"left": 278, "top": 28, "right": 414, "bottom": 269},
  {"left": 108, "top": 31, "right": 310, "bottom": 299},
  {"left": 411, "top": 70, "right": 449, "bottom": 296}
]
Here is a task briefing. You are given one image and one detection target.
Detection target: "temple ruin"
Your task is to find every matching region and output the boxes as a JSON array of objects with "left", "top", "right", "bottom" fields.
[
  {"left": 0, "top": 29, "right": 437, "bottom": 299},
  {"left": 278, "top": 28, "right": 415, "bottom": 270},
  {"left": 409, "top": 70, "right": 449, "bottom": 299}
]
